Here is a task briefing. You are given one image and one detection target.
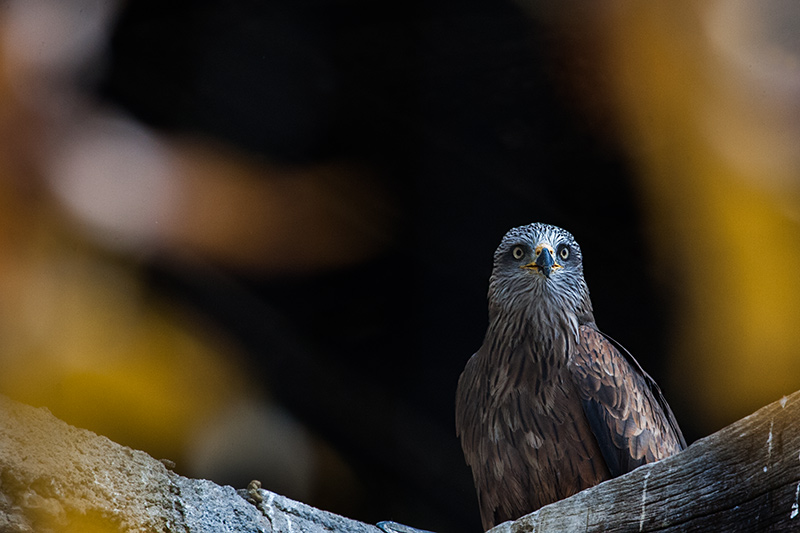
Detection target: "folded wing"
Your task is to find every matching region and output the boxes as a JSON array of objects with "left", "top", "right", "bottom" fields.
[{"left": 569, "top": 325, "right": 686, "bottom": 477}]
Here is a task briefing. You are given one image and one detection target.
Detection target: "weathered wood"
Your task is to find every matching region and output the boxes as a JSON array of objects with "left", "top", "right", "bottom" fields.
[{"left": 491, "top": 390, "right": 800, "bottom": 533}]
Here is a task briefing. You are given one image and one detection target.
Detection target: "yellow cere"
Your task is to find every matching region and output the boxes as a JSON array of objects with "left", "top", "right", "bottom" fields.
[{"left": 519, "top": 244, "right": 563, "bottom": 272}]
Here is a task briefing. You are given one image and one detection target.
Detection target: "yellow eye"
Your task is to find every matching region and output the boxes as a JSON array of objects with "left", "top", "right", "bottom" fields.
[
  {"left": 512, "top": 246, "right": 525, "bottom": 260},
  {"left": 559, "top": 246, "right": 570, "bottom": 261}
]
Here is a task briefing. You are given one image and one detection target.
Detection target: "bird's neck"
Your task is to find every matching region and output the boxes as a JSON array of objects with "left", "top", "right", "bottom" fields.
[
  {"left": 485, "top": 299, "right": 583, "bottom": 364},
  {"left": 477, "top": 304, "right": 578, "bottom": 405}
]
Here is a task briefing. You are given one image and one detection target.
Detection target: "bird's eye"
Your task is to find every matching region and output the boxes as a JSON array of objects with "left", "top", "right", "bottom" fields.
[
  {"left": 558, "top": 246, "right": 570, "bottom": 261},
  {"left": 511, "top": 246, "right": 525, "bottom": 260}
]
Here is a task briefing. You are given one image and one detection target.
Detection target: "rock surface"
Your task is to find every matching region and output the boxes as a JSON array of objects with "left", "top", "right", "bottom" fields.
[{"left": 0, "top": 395, "right": 382, "bottom": 533}]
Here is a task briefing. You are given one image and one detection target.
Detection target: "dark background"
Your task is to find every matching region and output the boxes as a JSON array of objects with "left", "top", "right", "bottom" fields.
[{"left": 99, "top": 1, "right": 678, "bottom": 531}]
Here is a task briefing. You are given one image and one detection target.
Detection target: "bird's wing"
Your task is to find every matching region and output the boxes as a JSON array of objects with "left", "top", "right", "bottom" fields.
[
  {"left": 456, "top": 348, "right": 540, "bottom": 529},
  {"left": 455, "top": 349, "right": 498, "bottom": 528},
  {"left": 568, "top": 325, "right": 686, "bottom": 477}
]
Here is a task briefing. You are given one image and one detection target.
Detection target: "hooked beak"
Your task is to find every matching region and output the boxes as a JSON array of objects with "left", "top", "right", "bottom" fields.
[
  {"left": 535, "top": 247, "right": 555, "bottom": 278},
  {"left": 521, "top": 245, "right": 561, "bottom": 279}
]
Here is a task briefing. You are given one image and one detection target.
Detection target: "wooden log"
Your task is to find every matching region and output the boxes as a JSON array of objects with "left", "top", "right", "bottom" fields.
[{"left": 491, "top": 389, "right": 800, "bottom": 533}]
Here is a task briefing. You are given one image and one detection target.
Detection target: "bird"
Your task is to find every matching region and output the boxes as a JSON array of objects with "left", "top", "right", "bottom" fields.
[{"left": 455, "top": 222, "right": 686, "bottom": 531}]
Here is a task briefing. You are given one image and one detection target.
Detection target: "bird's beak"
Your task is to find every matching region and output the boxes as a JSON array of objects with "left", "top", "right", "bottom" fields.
[{"left": 522, "top": 245, "right": 561, "bottom": 279}]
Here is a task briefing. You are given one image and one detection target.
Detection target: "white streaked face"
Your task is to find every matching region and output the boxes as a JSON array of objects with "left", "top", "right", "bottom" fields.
[{"left": 488, "top": 223, "right": 591, "bottom": 321}]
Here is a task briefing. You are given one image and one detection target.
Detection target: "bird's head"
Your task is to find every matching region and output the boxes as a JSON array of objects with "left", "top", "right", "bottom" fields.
[{"left": 487, "top": 222, "right": 594, "bottom": 325}]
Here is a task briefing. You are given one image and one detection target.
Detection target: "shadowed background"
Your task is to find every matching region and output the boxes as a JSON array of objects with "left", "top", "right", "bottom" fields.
[{"left": 0, "top": 1, "right": 799, "bottom": 531}]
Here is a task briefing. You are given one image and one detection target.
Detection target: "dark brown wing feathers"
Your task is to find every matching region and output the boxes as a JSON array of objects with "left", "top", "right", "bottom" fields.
[
  {"left": 569, "top": 325, "right": 686, "bottom": 477},
  {"left": 596, "top": 329, "right": 688, "bottom": 450}
]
